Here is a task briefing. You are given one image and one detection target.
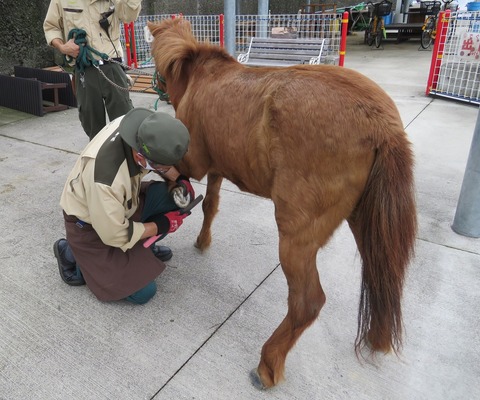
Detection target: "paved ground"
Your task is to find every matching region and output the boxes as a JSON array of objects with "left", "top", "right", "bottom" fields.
[{"left": 0, "top": 34, "right": 479, "bottom": 400}]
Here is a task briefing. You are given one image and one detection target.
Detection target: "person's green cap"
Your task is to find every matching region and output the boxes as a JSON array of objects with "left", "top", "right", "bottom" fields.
[{"left": 119, "top": 108, "right": 190, "bottom": 165}]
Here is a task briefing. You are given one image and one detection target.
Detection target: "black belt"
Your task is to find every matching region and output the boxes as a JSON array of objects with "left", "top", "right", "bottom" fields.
[
  {"left": 100, "top": 57, "right": 126, "bottom": 70},
  {"left": 73, "top": 58, "right": 123, "bottom": 70},
  {"left": 99, "top": 57, "right": 122, "bottom": 65}
]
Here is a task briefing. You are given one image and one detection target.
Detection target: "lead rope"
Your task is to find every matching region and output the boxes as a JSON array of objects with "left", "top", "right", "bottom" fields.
[
  {"left": 66, "top": 28, "right": 170, "bottom": 106},
  {"left": 100, "top": 59, "right": 170, "bottom": 107},
  {"left": 66, "top": 28, "right": 109, "bottom": 73},
  {"left": 95, "top": 58, "right": 170, "bottom": 107}
]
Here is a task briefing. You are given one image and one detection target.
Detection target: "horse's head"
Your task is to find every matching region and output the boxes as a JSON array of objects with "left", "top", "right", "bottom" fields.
[{"left": 147, "top": 18, "right": 197, "bottom": 109}]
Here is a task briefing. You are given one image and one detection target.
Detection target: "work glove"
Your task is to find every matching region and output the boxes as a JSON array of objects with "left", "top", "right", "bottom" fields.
[
  {"left": 171, "top": 176, "right": 195, "bottom": 209},
  {"left": 146, "top": 211, "right": 189, "bottom": 235}
]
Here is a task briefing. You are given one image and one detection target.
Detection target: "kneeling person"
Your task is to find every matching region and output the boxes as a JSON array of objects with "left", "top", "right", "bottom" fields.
[{"left": 54, "top": 108, "right": 194, "bottom": 304}]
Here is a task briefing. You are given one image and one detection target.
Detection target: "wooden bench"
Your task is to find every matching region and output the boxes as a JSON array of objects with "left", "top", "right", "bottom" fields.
[
  {"left": 127, "top": 73, "right": 157, "bottom": 94},
  {"left": 237, "top": 37, "right": 327, "bottom": 67}
]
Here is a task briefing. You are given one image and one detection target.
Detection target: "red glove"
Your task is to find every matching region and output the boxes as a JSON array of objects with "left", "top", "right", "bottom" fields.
[
  {"left": 165, "top": 210, "right": 188, "bottom": 233},
  {"left": 146, "top": 210, "right": 189, "bottom": 235}
]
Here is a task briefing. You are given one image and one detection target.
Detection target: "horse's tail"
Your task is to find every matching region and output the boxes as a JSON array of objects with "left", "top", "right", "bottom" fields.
[{"left": 349, "top": 134, "right": 417, "bottom": 356}]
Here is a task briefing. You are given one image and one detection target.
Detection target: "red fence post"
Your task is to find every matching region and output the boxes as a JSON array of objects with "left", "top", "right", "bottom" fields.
[
  {"left": 123, "top": 22, "right": 138, "bottom": 68},
  {"left": 123, "top": 23, "right": 132, "bottom": 67},
  {"left": 219, "top": 14, "right": 225, "bottom": 47},
  {"left": 339, "top": 11, "right": 349, "bottom": 67},
  {"left": 129, "top": 22, "right": 138, "bottom": 68},
  {"left": 426, "top": 10, "right": 450, "bottom": 95}
]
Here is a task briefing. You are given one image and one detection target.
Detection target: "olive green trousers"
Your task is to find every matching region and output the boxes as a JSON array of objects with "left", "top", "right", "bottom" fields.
[{"left": 74, "top": 62, "right": 133, "bottom": 140}]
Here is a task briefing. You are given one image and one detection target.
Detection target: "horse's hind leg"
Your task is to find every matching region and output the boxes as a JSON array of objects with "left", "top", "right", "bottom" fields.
[
  {"left": 195, "top": 172, "right": 223, "bottom": 251},
  {"left": 251, "top": 228, "right": 327, "bottom": 389}
]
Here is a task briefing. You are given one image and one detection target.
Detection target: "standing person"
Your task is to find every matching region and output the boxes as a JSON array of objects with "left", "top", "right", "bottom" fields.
[
  {"left": 44, "top": 0, "right": 140, "bottom": 140},
  {"left": 53, "top": 108, "right": 195, "bottom": 305}
]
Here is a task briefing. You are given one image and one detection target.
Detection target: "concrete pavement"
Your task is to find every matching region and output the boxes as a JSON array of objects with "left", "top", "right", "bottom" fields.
[{"left": 0, "top": 34, "right": 479, "bottom": 400}]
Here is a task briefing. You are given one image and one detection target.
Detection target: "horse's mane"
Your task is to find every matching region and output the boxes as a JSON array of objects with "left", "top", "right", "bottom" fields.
[{"left": 148, "top": 19, "right": 235, "bottom": 84}]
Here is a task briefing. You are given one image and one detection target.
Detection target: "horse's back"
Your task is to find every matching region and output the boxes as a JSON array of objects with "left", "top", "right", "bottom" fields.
[
  {"left": 185, "top": 63, "right": 404, "bottom": 148},
  {"left": 179, "top": 62, "right": 407, "bottom": 199}
]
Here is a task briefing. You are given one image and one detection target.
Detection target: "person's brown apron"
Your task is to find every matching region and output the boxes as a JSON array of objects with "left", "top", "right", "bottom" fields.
[{"left": 63, "top": 183, "right": 166, "bottom": 301}]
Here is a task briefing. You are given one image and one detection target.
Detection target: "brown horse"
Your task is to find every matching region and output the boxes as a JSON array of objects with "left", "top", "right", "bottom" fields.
[{"left": 148, "top": 18, "right": 417, "bottom": 389}]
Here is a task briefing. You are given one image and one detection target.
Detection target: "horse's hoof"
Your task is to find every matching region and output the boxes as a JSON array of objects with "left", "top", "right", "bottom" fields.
[
  {"left": 193, "top": 241, "right": 206, "bottom": 252},
  {"left": 194, "top": 237, "right": 210, "bottom": 252},
  {"left": 249, "top": 369, "right": 266, "bottom": 390}
]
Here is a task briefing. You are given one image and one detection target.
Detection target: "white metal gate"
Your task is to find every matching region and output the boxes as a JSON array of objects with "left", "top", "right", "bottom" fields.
[
  {"left": 121, "top": 13, "right": 343, "bottom": 69},
  {"left": 428, "top": 10, "right": 480, "bottom": 104}
]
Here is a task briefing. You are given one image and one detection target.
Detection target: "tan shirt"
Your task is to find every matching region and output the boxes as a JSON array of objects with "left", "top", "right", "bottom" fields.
[
  {"left": 60, "top": 116, "right": 149, "bottom": 252},
  {"left": 44, "top": 0, "right": 141, "bottom": 60}
]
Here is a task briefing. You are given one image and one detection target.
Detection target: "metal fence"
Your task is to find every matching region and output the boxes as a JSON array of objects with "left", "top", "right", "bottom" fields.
[
  {"left": 428, "top": 10, "right": 480, "bottom": 104},
  {"left": 123, "top": 14, "right": 222, "bottom": 68},
  {"left": 121, "top": 13, "right": 343, "bottom": 69}
]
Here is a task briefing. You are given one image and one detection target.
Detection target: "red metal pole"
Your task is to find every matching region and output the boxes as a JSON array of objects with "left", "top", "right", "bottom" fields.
[
  {"left": 129, "top": 22, "right": 138, "bottom": 68},
  {"left": 426, "top": 10, "right": 450, "bottom": 95},
  {"left": 124, "top": 23, "right": 132, "bottom": 67},
  {"left": 339, "top": 11, "right": 349, "bottom": 67},
  {"left": 219, "top": 14, "right": 225, "bottom": 47}
]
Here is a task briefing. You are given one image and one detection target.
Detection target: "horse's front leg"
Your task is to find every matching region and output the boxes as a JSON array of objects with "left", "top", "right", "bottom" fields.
[
  {"left": 250, "top": 229, "right": 326, "bottom": 389},
  {"left": 195, "top": 172, "right": 223, "bottom": 251}
]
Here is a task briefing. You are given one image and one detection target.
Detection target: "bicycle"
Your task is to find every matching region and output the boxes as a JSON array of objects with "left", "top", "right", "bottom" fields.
[
  {"left": 365, "top": 0, "right": 393, "bottom": 48},
  {"left": 420, "top": 0, "right": 455, "bottom": 49}
]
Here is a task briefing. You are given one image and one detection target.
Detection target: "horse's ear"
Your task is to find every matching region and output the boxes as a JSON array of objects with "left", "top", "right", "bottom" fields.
[
  {"left": 147, "top": 20, "right": 161, "bottom": 36},
  {"left": 148, "top": 19, "right": 178, "bottom": 37}
]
